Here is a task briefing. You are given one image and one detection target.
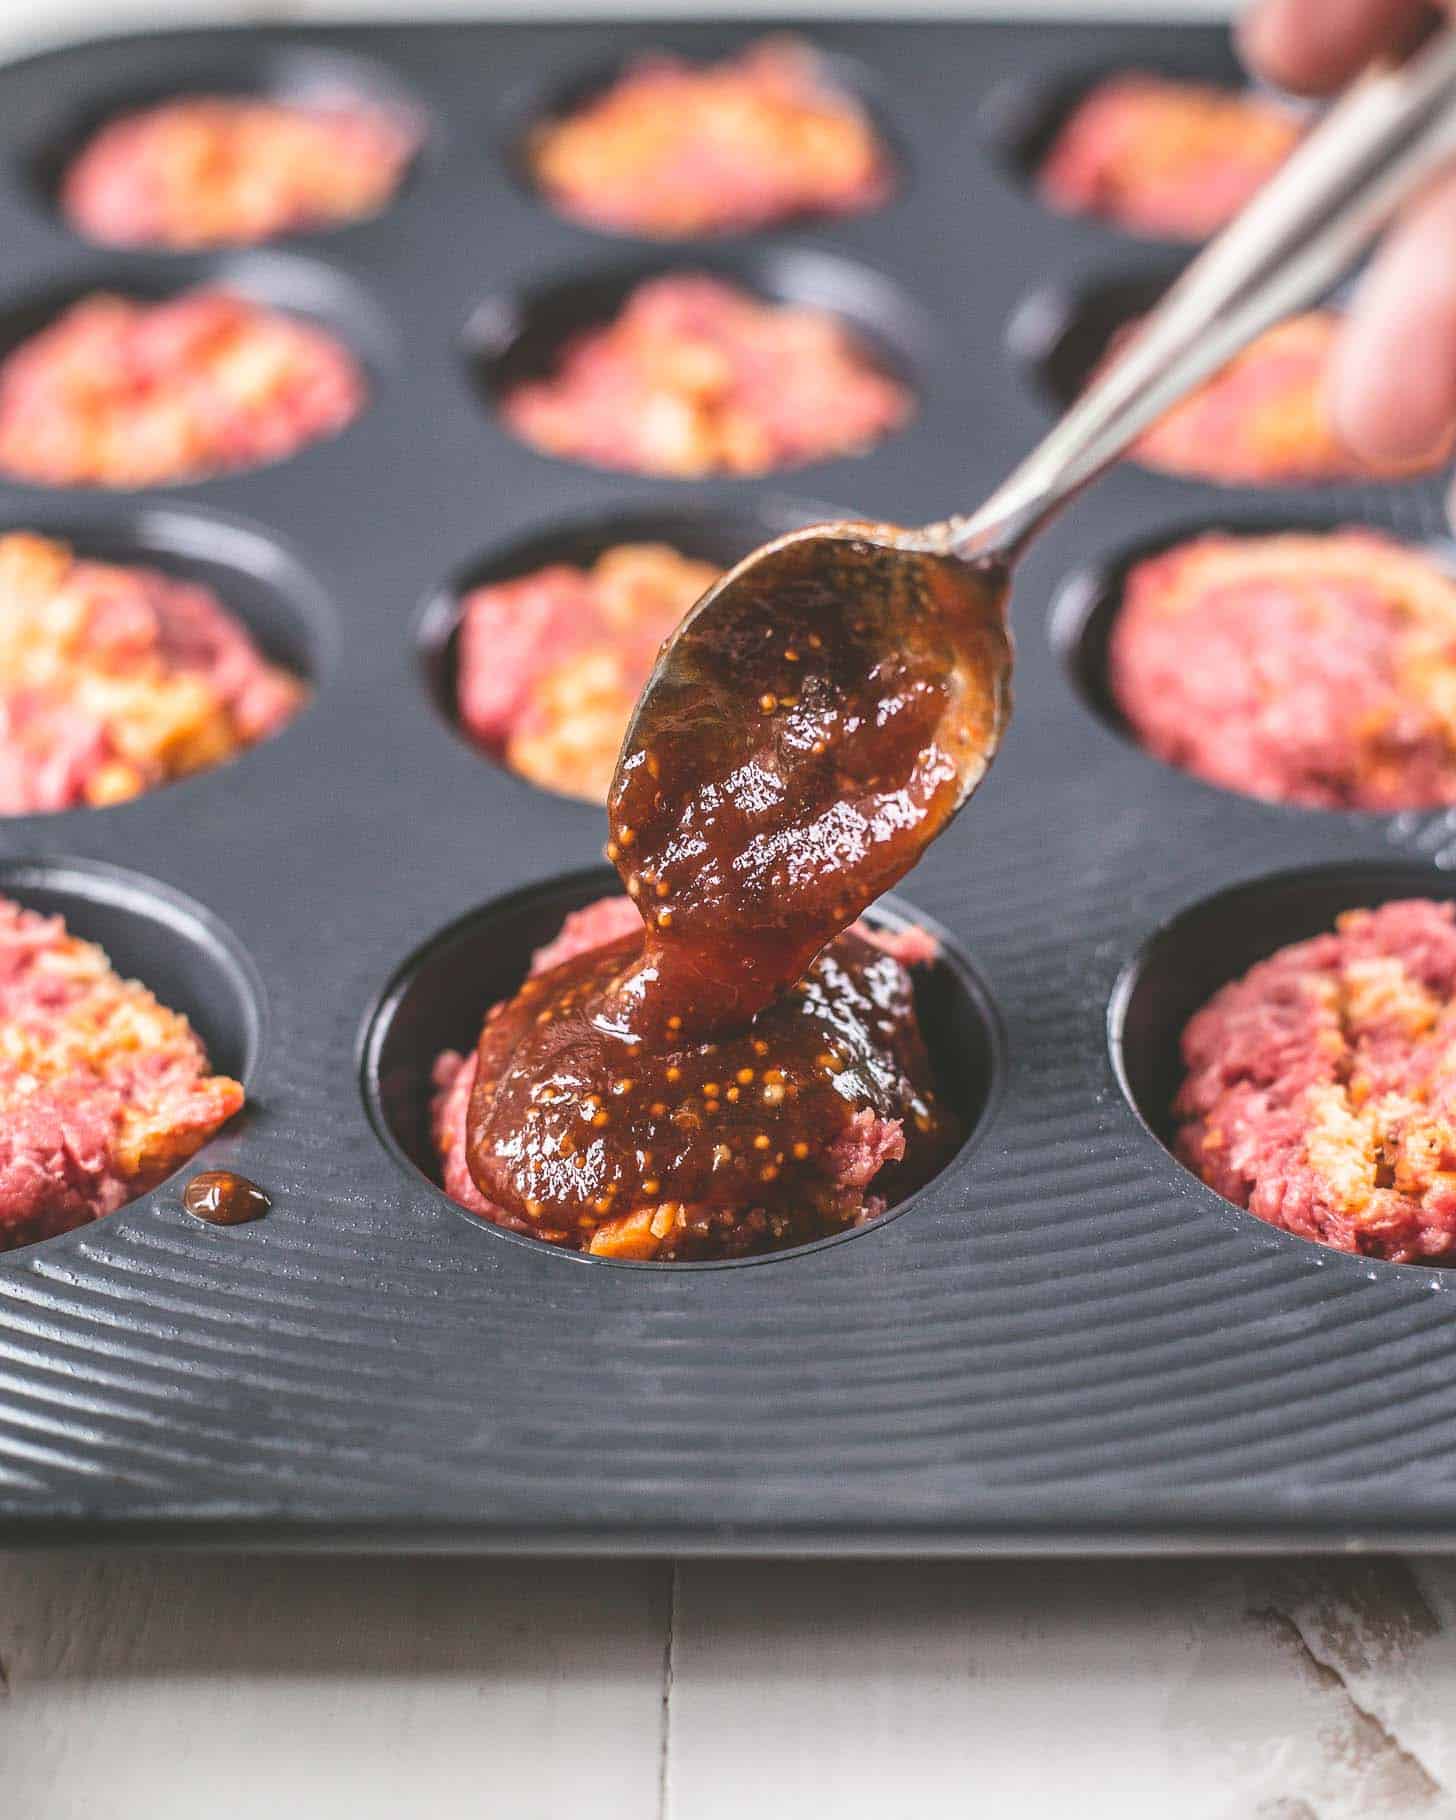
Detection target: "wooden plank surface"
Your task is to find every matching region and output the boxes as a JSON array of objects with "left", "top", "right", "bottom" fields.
[
  {"left": 666, "top": 1559, "right": 1456, "bottom": 1819},
  {"left": 2, "top": 1554, "right": 1455, "bottom": 1817},
  {"left": 0, "top": 1554, "right": 671, "bottom": 1819}
]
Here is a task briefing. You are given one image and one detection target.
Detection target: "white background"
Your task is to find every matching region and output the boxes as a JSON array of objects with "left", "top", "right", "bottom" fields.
[{"left": 6, "top": 4, "right": 1456, "bottom": 1818}]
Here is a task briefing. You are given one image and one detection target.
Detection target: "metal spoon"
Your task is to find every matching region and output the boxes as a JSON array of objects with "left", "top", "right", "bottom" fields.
[{"left": 606, "top": 25, "right": 1456, "bottom": 1026}]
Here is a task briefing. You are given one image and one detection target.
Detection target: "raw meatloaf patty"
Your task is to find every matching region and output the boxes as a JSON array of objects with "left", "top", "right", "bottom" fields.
[
  {"left": 0, "top": 530, "right": 307, "bottom": 815},
  {"left": 61, "top": 94, "right": 419, "bottom": 249},
  {"left": 1105, "top": 311, "right": 1434, "bottom": 485},
  {"left": 1176, "top": 899, "right": 1456, "bottom": 1263},
  {"left": 0, "top": 896, "right": 243, "bottom": 1248},
  {"left": 500, "top": 274, "right": 911, "bottom": 476},
  {"left": 456, "top": 542, "right": 718, "bottom": 803},
  {"left": 528, "top": 36, "right": 891, "bottom": 237},
  {"left": 1110, "top": 530, "right": 1456, "bottom": 811},
  {"left": 431, "top": 897, "right": 943, "bottom": 1262},
  {"left": 1039, "top": 73, "right": 1303, "bottom": 240},
  {"left": 0, "top": 288, "right": 364, "bottom": 488}
]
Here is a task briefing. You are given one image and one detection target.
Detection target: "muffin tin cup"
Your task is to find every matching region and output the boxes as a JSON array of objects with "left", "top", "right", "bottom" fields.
[
  {"left": 24, "top": 41, "right": 433, "bottom": 249},
  {"left": 416, "top": 493, "right": 843, "bottom": 773},
  {"left": 0, "top": 252, "right": 396, "bottom": 497},
  {"left": 0, "top": 19, "right": 1455, "bottom": 1552},
  {"left": 0, "top": 497, "right": 337, "bottom": 684},
  {"left": 1112, "top": 864, "right": 1456, "bottom": 1180},
  {"left": 1050, "top": 507, "right": 1456, "bottom": 786},
  {"left": 501, "top": 36, "right": 910, "bottom": 241},
  {"left": 360, "top": 864, "right": 1005, "bottom": 1272},
  {"left": 0, "top": 854, "right": 265, "bottom": 1081},
  {"left": 466, "top": 245, "right": 933, "bottom": 479},
  {"left": 976, "top": 40, "right": 1309, "bottom": 252}
]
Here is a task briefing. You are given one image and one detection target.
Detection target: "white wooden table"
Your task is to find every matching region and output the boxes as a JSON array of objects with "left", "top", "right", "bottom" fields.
[
  {"left": 3, "top": 1553, "right": 1456, "bottom": 1815},
  {"left": 6, "top": 3, "right": 1456, "bottom": 1812}
]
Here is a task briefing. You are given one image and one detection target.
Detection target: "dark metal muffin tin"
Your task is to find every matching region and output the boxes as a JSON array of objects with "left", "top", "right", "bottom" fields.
[{"left": 1, "top": 18, "right": 1454, "bottom": 1553}]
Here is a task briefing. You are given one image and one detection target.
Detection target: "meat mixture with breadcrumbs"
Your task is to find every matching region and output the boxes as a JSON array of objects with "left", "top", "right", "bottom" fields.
[
  {"left": 1039, "top": 73, "right": 1303, "bottom": 240},
  {"left": 61, "top": 94, "right": 419, "bottom": 249},
  {"left": 0, "top": 897, "right": 243, "bottom": 1248},
  {"left": 500, "top": 274, "right": 911, "bottom": 477},
  {"left": 0, "top": 531, "right": 306, "bottom": 815},
  {"left": 431, "top": 897, "right": 948, "bottom": 1262},
  {"left": 528, "top": 36, "right": 891, "bottom": 237},
  {"left": 456, "top": 542, "right": 718, "bottom": 803},
  {"left": 1110, "top": 531, "right": 1456, "bottom": 811},
  {"left": 0, "top": 288, "right": 364, "bottom": 488},
  {"left": 1102, "top": 311, "right": 1437, "bottom": 485},
  {"left": 1176, "top": 900, "right": 1456, "bottom": 1263}
]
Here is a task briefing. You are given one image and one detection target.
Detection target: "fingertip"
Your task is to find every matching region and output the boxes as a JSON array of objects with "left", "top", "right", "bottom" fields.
[
  {"left": 1238, "top": 0, "right": 1342, "bottom": 92},
  {"left": 1236, "top": 0, "right": 1306, "bottom": 91},
  {"left": 1331, "top": 306, "right": 1456, "bottom": 474},
  {"left": 1238, "top": 0, "right": 1429, "bottom": 95},
  {"left": 1332, "top": 179, "right": 1456, "bottom": 472}
]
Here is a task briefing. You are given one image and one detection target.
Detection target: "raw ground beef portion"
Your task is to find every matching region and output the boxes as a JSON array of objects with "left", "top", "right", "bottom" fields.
[
  {"left": 1176, "top": 899, "right": 1456, "bottom": 1263},
  {"left": 528, "top": 36, "right": 891, "bottom": 237},
  {"left": 0, "top": 531, "right": 306, "bottom": 814},
  {"left": 456, "top": 542, "right": 719, "bottom": 803},
  {"left": 1110, "top": 530, "right": 1456, "bottom": 811},
  {"left": 0, "top": 896, "right": 243, "bottom": 1248},
  {"left": 1102, "top": 312, "right": 1436, "bottom": 485},
  {"left": 1039, "top": 73, "right": 1303, "bottom": 240},
  {"left": 61, "top": 94, "right": 419, "bottom": 249},
  {"left": 501, "top": 274, "right": 912, "bottom": 477},
  {"left": 0, "top": 288, "right": 364, "bottom": 488},
  {"left": 430, "top": 897, "right": 941, "bottom": 1261}
]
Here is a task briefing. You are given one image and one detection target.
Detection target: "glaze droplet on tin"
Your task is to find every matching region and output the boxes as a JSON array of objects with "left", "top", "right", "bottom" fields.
[{"left": 183, "top": 1170, "right": 270, "bottom": 1225}]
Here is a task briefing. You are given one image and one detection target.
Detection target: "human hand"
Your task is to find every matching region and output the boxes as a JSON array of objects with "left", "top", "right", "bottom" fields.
[{"left": 1242, "top": 0, "right": 1456, "bottom": 483}]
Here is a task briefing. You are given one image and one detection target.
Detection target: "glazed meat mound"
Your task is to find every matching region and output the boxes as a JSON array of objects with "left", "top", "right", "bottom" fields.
[
  {"left": 456, "top": 542, "right": 719, "bottom": 803},
  {"left": 528, "top": 36, "right": 891, "bottom": 237},
  {"left": 431, "top": 898, "right": 951, "bottom": 1262},
  {"left": 0, "top": 288, "right": 364, "bottom": 488},
  {"left": 1176, "top": 900, "right": 1456, "bottom": 1263},
  {"left": 0, "top": 531, "right": 306, "bottom": 814},
  {"left": 1102, "top": 312, "right": 1434, "bottom": 485},
  {"left": 1039, "top": 73, "right": 1303, "bottom": 240},
  {"left": 0, "top": 897, "right": 243, "bottom": 1248},
  {"left": 500, "top": 274, "right": 911, "bottom": 476},
  {"left": 61, "top": 94, "right": 419, "bottom": 248},
  {"left": 1111, "top": 531, "right": 1456, "bottom": 811}
]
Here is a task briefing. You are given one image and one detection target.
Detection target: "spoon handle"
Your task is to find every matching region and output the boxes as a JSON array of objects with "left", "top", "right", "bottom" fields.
[{"left": 946, "top": 24, "right": 1456, "bottom": 561}]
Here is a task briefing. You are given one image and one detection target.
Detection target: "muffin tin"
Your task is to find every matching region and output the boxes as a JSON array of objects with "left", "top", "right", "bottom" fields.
[{"left": 1, "top": 18, "right": 1455, "bottom": 1552}]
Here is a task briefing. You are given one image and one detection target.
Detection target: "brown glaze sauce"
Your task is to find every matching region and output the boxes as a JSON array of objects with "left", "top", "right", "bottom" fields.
[
  {"left": 465, "top": 528, "right": 1007, "bottom": 1255},
  {"left": 466, "top": 925, "right": 954, "bottom": 1254},
  {"left": 183, "top": 1170, "right": 270, "bottom": 1225}
]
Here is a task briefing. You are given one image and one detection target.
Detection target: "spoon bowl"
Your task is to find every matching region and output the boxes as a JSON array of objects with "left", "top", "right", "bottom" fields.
[{"left": 607, "top": 521, "right": 1011, "bottom": 1030}]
